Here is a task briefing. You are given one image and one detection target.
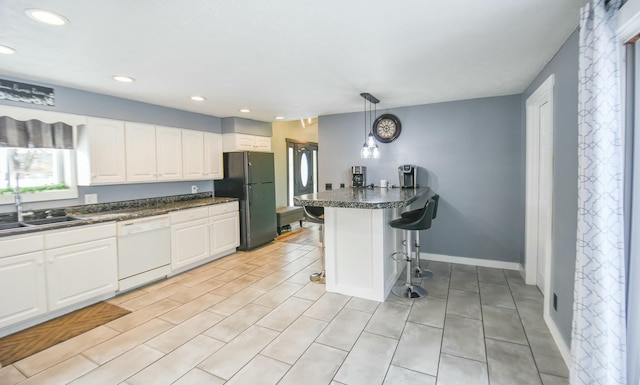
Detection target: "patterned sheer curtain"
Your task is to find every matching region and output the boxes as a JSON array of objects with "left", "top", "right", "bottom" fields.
[{"left": 571, "top": 0, "right": 627, "bottom": 384}]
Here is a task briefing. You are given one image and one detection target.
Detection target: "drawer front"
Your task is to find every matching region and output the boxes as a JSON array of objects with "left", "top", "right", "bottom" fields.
[
  {"left": 45, "top": 222, "right": 117, "bottom": 249},
  {"left": 170, "top": 206, "right": 209, "bottom": 225},
  {"left": 209, "top": 201, "right": 239, "bottom": 216},
  {"left": 0, "top": 234, "right": 44, "bottom": 258}
]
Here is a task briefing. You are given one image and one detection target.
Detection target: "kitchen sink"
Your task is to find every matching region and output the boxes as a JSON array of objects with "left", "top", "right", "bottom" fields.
[{"left": 0, "top": 216, "right": 84, "bottom": 232}]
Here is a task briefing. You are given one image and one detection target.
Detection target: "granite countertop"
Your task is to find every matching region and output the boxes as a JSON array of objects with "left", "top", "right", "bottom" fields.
[
  {"left": 294, "top": 187, "right": 429, "bottom": 209},
  {"left": 0, "top": 192, "right": 238, "bottom": 238}
]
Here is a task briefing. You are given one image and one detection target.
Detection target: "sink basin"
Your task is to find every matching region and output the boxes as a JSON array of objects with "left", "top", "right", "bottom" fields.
[
  {"left": 23, "top": 216, "right": 83, "bottom": 226},
  {"left": 0, "top": 216, "right": 83, "bottom": 232}
]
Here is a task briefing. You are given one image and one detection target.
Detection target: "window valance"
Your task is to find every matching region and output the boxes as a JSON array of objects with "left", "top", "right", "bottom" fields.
[{"left": 0, "top": 116, "right": 74, "bottom": 149}]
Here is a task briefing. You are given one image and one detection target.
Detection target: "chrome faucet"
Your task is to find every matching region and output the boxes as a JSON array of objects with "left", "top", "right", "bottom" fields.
[{"left": 14, "top": 173, "right": 33, "bottom": 223}]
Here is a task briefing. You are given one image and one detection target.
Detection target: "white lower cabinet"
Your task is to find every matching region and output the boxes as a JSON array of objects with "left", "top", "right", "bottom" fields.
[
  {"left": 0, "top": 250, "right": 47, "bottom": 329},
  {"left": 45, "top": 237, "right": 118, "bottom": 311},
  {"left": 171, "top": 207, "right": 210, "bottom": 270},
  {"left": 209, "top": 202, "right": 240, "bottom": 255}
]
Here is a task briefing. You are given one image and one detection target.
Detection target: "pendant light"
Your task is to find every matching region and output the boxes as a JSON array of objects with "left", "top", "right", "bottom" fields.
[{"left": 360, "top": 92, "right": 380, "bottom": 159}]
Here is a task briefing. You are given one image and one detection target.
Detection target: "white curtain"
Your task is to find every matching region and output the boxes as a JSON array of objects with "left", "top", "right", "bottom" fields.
[{"left": 572, "top": 1, "right": 627, "bottom": 384}]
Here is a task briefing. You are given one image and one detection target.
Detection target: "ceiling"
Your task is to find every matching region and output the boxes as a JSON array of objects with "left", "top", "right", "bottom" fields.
[{"left": 0, "top": 0, "right": 588, "bottom": 122}]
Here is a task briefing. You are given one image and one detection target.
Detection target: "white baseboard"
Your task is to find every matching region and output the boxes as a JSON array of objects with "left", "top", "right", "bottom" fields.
[
  {"left": 544, "top": 312, "right": 572, "bottom": 369},
  {"left": 422, "top": 252, "right": 523, "bottom": 271}
]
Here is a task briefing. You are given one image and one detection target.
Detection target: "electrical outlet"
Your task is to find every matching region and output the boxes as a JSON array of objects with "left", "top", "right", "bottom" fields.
[
  {"left": 553, "top": 293, "right": 558, "bottom": 311},
  {"left": 84, "top": 194, "right": 98, "bottom": 204},
  {"left": 340, "top": 183, "right": 345, "bottom": 188},
  {"left": 325, "top": 183, "right": 332, "bottom": 190},
  {"left": 191, "top": 185, "right": 198, "bottom": 194}
]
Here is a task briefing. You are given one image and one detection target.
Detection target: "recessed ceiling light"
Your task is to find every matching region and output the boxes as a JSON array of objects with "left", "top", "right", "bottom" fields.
[
  {"left": 274, "top": 116, "right": 285, "bottom": 120},
  {"left": 25, "top": 9, "right": 69, "bottom": 26},
  {"left": 0, "top": 45, "right": 16, "bottom": 55},
  {"left": 239, "top": 108, "right": 251, "bottom": 113},
  {"left": 190, "top": 96, "right": 206, "bottom": 101},
  {"left": 113, "top": 75, "right": 135, "bottom": 83}
]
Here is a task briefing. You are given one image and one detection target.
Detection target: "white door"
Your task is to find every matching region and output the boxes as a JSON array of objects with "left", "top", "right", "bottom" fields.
[
  {"left": 0, "top": 251, "right": 47, "bottom": 328},
  {"left": 87, "top": 118, "right": 126, "bottom": 184},
  {"left": 525, "top": 75, "right": 554, "bottom": 297},
  {"left": 156, "top": 126, "right": 183, "bottom": 181},
  {"left": 171, "top": 219, "right": 210, "bottom": 269},
  {"left": 182, "top": 130, "right": 205, "bottom": 180},
  {"left": 204, "top": 132, "right": 223, "bottom": 179},
  {"left": 210, "top": 212, "right": 240, "bottom": 254}
]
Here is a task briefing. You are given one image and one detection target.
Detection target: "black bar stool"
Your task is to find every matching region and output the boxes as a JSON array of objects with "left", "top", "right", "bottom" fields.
[
  {"left": 389, "top": 197, "right": 436, "bottom": 299},
  {"left": 303, "top": 205, "right": 325, "bottom": 284},
  {"left": 400, "top": 194, "right": 440, "bottom": 278}
]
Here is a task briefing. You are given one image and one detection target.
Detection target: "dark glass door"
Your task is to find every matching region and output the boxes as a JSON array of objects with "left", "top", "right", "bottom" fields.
[{"left": 287, "top": 140, "right": 318, "bottom": 205}]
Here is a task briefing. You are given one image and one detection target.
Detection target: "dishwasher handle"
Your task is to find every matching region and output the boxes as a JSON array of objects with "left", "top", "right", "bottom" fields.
[{"left": 117, "top": 216, "right": 171, "bottom": 236}]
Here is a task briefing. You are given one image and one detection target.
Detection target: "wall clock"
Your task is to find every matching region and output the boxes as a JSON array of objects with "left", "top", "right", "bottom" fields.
[{"left": 372, "top": 114, "right": 402, "bottom": 143}]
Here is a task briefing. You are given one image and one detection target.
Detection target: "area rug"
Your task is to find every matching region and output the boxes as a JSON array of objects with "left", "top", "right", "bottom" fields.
[{"left": 0, "top": 301, "right": 130, "bottom": 366}]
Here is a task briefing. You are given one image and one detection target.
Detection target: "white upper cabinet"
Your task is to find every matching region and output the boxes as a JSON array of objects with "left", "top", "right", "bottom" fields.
[
  {"left": 204, "top": 132, "right": 223, "bottom": 180},
  {"left": 77, "top": 118, "right": 126, "bottom": 185},
  {"left": 156, "top": 126, "right": 183, "bottom": 181},
  {"left": 222, "top": 133, "right": 272, "bottom": 152},
  {"left": 182, "top": 130, "right": 205, "bottom": 180},
  {"left": 125, "top": 122, "right": 157, "bottom": 182}
]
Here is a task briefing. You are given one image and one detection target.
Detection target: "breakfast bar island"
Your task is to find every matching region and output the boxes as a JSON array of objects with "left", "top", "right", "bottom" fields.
[{"left": 295, "top": 187, "right": 428, "bottom": 301}]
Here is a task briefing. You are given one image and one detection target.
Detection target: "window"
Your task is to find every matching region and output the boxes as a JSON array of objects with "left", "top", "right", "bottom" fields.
[{"left": 0, "top": 147, "right": 77, "bottom": 204}]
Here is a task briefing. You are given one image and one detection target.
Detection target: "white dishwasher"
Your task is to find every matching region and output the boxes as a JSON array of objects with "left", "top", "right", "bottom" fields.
[{"left": 117, "top": 215, "right": 171, "bottom": 291}]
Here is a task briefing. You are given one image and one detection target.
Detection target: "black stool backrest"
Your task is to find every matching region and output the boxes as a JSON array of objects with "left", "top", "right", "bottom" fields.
[
  {"left": 431, "top": 194, "right": 440, "bottom": 220},
  {"left": 303, "top": 206, "right": 325, "bottom": 224},
  {"left": 393, "top": 197, "right": 436, "bottom": 231}
]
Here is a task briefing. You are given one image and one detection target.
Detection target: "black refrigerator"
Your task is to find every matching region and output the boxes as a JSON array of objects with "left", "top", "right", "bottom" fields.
[{"left": 214, "top": 151, "right": 277, "bottom": 250}]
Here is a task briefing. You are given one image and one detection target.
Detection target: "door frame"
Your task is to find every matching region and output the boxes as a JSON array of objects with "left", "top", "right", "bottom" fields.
[
  {"left": 525, "top": 74, "right": 555, "bottom": 311},
  {"left": 285, "top": 139, "right": 318, "bottom": 206}
]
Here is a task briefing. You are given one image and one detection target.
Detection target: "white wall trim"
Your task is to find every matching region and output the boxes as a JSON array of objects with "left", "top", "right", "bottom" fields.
[
  {"left": 544, "top": 311, "right": 572, "bottom": 368},
  {"left": 422, "top": 252, "right": 523, "bottom": 271}
]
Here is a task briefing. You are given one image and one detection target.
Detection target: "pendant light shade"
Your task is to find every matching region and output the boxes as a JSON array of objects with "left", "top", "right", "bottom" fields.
[{"left": 359, "top": 92, "right": 381, "bottom": 159}]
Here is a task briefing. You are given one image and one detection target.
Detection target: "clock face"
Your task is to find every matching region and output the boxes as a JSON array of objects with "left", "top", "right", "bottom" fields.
[{"left": 373, "top": 114, "right": 401, "bottom": 143}]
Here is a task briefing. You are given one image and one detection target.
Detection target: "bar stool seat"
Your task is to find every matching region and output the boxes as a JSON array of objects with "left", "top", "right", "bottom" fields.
[
  {"left": 399, "top": 194, "right": 439, "bottom": 278},
  {"left": 303, "top": 205, "right": 325, "bottom": 284},
  {"left": 389, "top": 197, "right": 436, "bottom": 299}
]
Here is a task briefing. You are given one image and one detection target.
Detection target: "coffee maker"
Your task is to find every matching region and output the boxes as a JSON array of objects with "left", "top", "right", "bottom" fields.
[
  {"left": 398, "top": 165, "right": 417, "bottom": 188},
  {"left": 352, "top": 166, "right": 366, "bottom": 187}
]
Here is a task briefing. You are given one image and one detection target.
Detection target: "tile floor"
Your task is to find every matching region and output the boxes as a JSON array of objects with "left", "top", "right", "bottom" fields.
[{"left": 0, "top": 225, "right": 569, "bottom": 385}]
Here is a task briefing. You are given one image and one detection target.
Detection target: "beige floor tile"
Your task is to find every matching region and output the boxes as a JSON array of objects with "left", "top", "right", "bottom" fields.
[
  {"left": 68, "top": 345, "right": 163, "bottom": 385},
  {"left": 286, "top": 265, "right": 325, "bottom": 285},
  {"left": 146, "top": 311, "right": 224, "bottom": 353},
  {"left": 482, "top": 305, "right": 527, "bottom": 345},
  {"left": 251, "top": 269, "right": 298, "bottom": 291},
  {"left": 303, "top": 292, "right": 350, "bottom": 322},
  {"left": 159, "top": 293, "right": 226, "bottom": 324},
  {"left": 261, "top": 316, "right": 328, "bottom": 364},
  {"left": 281, "top": 256, "right": 319, "bottom": 272},
  {"left": 127, "top": 335, "right": 225, "bottom": 385},
  {"left": 14, "top": 325, "right": 120, "bottom": 377},
  {"left": 293, "top": 281, "right": 327, "bottom": 301},
  {"left": 107, "top": 298, "right": 181, "bottom": 332},
  {"left": 198, "top": 325, "right": 279, "bottom": 380},
  {"left": 208, "top": 287, "right": 267, "bottom": 316},
  {"left": 204, "top": 303, "right": 272, "bottom": 342},
  {"left": 441, "top": 315, "right": 486, "bottom": 362},
  {"left": 225, "top": 354, "right": 290, "bottom": 385},
  {"left": 364, "top": 302, "right": 411, "bottom": 339},
  {"left": 16, "top": 355, "right": 97, "bottom": 385},
  {"left": 345, "top": 297, "right": 380, "bottom": 313},
  {"left": 252, "top": 281, "right": 304, "bottom": 308},
  {"left": 168, "top": 279, "right": 226, "bottom": 303},
  {"left": 391, "top": 322, "right": 442, "bottom": 376},
  {"left": 0, "top": 365, "right": 27, "bottom": 385},
  {"left": 334, "top": 332, "right": 398, "bottom": 385},
  {"left": 210, "top": 274, "right": 264, "bottom": 297},
  {"left": 278, "top": 343, "right": 347, "bottom": 385},
  {"left": 316, "top": 308, "right": 372, "bottom": 351},
  {"left": 107, "top": 288, "right": 147, "bottom": 306},
  {"left": 436, "top": 353, "right": 489, "bottom": 385},
  {"left": 256, "top": 296, "right": 314, "bottom": 332},
  {"left": 171, "top": 368, "right": 226, "bottom": 385},
  {"left": 83, "top": 318, "right": 173, "bottom": 365},
  {"left": 486, "top": 338, "right": 541, "bottom": 385},
  {"left": 177, "top": 268, "right": 228, "bottom": 287},
  {"left": 120, "top": 284, "right": 185, "bottom": 310},
  {"left": 408, "top": 296, "right": 446, "bottom": 328},
  {"left": 215, "top": 264, "right": 261, "bottom": 282},
  {"left": 383, "top": 365, "right": 436, "bottom": 385}
]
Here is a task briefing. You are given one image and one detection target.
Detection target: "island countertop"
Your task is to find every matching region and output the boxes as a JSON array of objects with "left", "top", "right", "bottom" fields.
[{"left": 294, "top": 187, "right": 428, "bottom": 209}]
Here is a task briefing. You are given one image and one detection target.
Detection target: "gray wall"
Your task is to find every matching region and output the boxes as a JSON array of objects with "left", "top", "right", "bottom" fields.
[
  {"left": 0, "top": 74, "right": 221, "bottom": 212},
  {"left": 221, "top": 117, "right": 272, "bottom": 136},
  {"left": 522, "top": 29, "right": 579, "bottom": 347},
  {"left": 318, "top": 94, "right": 523, "bottom": 263}
]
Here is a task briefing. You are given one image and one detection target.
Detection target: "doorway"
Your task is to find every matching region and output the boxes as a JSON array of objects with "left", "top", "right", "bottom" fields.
[
  {"left": 525, "top": 74, "right": 555, "bottom": 299},
  {"left": 287, "top": 140, "right": 318, "bottom": 206}
]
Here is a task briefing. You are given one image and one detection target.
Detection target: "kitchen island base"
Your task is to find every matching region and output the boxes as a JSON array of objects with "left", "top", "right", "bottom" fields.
[{"left": 324, "top": 206, "right": 405, "bottom": 302}]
